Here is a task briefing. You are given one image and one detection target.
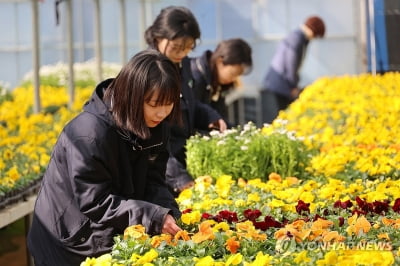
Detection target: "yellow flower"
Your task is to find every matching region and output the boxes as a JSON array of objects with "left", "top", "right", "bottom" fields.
[
  {"left": 293, "top": 250, "right": 311, "bottom": 264},
  {"left": 6, "top": 166, "right": 20, "bottom": 181},
  {"left": 213, "top": 222, "right": 230, "bottom": 232},
  {"left": 135, "top": 249, "right": 158, "bottom": 264},
  {"left": 247, "top": 192, "right": 260, "bottom": 203},
  {"left": 194, "top": 256, "right": 215, "bottom": 266},
  {"left": 80, "top": 254, "right": 112, "bottom": 266},
  {"left": 316, "top": 250, "right": 338, "bottom": 265},
  {"left": 215, "top": 175, "right": 234, "bottom": 198},
  {"left": 181, "top": 210, "right": 201, "bottom": 225},
  {"left": 225, "top": 253, "right": 243, "bottom": 265},
  {"left": 124, "top": 224, "right": 147, "bottom": 240},
  {"left": 247, "top": 251, "right": 272, "bottom": 266}
]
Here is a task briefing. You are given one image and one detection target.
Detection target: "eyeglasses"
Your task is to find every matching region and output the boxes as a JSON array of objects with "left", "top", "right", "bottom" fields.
[{"left": 167, "top": 40, "right": 194, "bottom": 52}]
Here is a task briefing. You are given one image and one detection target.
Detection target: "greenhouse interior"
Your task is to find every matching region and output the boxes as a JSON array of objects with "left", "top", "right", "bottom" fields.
[{"left": 1, "top": 0, "right": 400, "bottom": 265}]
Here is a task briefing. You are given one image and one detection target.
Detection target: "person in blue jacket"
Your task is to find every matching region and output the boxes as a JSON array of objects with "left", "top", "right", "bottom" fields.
[
  {"left": 27, "top": 50, "right": 183, "bottom": 266},
  {"left": 190, "top": 38, "right": 253, "bottom": 124},
  {"left": 145, "top": 6, "right": 227, "bottom": 195},
  {"left": 261, "top": 16, "right": 326, "bottom": 124}
]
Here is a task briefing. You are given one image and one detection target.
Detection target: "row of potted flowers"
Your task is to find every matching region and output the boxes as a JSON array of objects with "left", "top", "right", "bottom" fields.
[{"left": 82, "top": 174, "right": 400, "bottom": 265}]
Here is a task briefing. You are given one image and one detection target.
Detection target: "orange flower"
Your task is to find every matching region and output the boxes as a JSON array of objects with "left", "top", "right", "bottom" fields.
[
  {"left": 124, "top": 224, "right": 148, "bottom": 240},
  {"left": 355, "top": 216, "right": 371, "bottom": 234},
  {"left": 225, "top": 236, "right": 240, "bottom": 254},
  {"left": 322, "top": 231, "right": 345, "bottom": 242},
  {"left": 151, "top": 234, "right": 173, "bottom": 248},
  {"left": 192, "top": 220, "right": 215, "bottom": 243},
  {"left": 269, "top": 172, "right": 282, "bottom": 182},
  {"left": 382, "top": 217, "right": 400, "bottom": 229},
  {"left": 312, "top": 218, "right": 334, "bottom": 230},
  {"left": 285, "top": 176, "right": 299, "bottom": 185},
  {"left": 274, "top": 228, "right": 288, "bottom": 240},
  {"left": 237, "top": 178, "right": 247, "bottom": 187},
  {"left": 174, "top": 230, "right": 191, "bottom": 241},
  {"left": 378, "top": 233, "right": 390, "bottom": 240},
  {"left": 347, "top": 215, "right": 371, "bottom": 236}
]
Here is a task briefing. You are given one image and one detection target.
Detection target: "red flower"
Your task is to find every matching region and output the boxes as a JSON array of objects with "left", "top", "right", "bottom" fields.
[
  {"left": 372, "top": 200, "right": 389, "bottom": 215},
  {"left": 338, "top": 217, "right": 345, "bottom": 226},
  {"left": 253, "top": 216, "right": 283, "bottom": 231},
  {"left": 352, "top": 208, "right": 366, "bottom": 216},
  {"left": 215, "top": 210, "right": 238, "bottom": 223},
  {"left": 393, "top": 198, "right": 400, "bottom": 213},
  {"left": 334, "top": 200, "right": 353, "bottom": 209},
  {"left": 295, "top": 200, "right": 310, "bottom": 215},
  {"left": 182, "top": 208, "right": 192, "bottom": 214},
  {"left": 253, "top": 221, "right": 268, "bottom": 231},
  {"left": 201, "top": 212, "right": 213, "bottom": 219},
  {"left": 264, "top": 216, "right": 282, "bottom": 228},
  {"left": 313, "top": 214, "right": 324, "bottom": 221},
  {"left": 243, "top": 209, "right": 262, "bottom": 221},
  {"left": 355, "top": 196, "right": 374, "bottom": 214}
]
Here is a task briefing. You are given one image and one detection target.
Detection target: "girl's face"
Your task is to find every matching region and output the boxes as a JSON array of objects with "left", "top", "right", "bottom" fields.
[
  {"left": 144, "top": 91, "right": 174, "bottom": 127},
  {"left": 157, "top": 37, "right": 195, "bottom": 63},
  {"left": 216, "top": 58, "right": 245, "bottom": 85}
]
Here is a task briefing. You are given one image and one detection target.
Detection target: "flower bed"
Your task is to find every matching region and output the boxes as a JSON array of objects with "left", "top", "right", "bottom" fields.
[
  {"left": 79, "top": 72, "right": 400, "bottom": 265},
  {"left": 2, "top": 70, "right": 400, "bottom": 264},
  {"left": 82, "top": 174, "right": 400, "bottom": 265},
  {"left": 0, "top": 61, "right": 120, "bottom": 207}
]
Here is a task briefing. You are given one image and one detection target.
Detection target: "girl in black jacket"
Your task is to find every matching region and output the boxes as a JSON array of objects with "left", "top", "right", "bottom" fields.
[
  {"left": 145, "top": 6, "right": 227, "bottom": 195},
  {"left": 27, "top": 50, "right": 183, "bottom": 266},
  {"left": 190, "top": 38, "right": 253, "bottom": 124}
]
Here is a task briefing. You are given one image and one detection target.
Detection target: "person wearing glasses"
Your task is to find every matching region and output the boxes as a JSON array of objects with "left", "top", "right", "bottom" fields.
[{"left": 145, "top": 6, "right": 227, "bottom": 196}]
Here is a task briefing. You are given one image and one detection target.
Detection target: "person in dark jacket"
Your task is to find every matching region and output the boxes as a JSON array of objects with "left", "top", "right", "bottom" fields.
[
  {"left": 144, "top": 6, "right": 227, "bottom": 196},
  {"left": 27, "top": 50, "right": 183, "bottom": 266},
  {"left": 261, "top": 16, "right": 326, "bottom": 124},
  {"left": 190, "top": 38, "right": 253, "bottom": 124}
]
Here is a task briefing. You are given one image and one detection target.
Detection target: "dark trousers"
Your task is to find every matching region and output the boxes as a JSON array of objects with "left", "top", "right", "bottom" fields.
[{"left": 261, "top": 90, "right": 292, "bottom": 124}]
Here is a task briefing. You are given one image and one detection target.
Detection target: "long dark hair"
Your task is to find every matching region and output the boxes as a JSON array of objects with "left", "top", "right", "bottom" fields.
[
  {"left": 104, "top": 50, "right": 181, "bottom": 139},
  {"left": 144, "top": 6, "right": 201, "bottom": 49},
  {"left": 209, "top": 38, "right": 252, "bottom": 92}
]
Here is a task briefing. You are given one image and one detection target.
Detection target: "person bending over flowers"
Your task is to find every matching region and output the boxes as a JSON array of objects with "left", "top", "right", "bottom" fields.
[{"left": 27, "top": 50, "right": 183, "bottom": 266}]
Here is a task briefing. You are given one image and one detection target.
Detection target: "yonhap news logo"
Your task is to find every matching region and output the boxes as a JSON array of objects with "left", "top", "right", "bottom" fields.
[{"left": 276, "top": 239, "right": 392, "bottom": 253}]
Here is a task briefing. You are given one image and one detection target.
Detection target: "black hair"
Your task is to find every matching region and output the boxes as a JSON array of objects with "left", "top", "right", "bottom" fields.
[
  {"left": 104, "top": 50, "right": 181, "bottom": 139},
  {"left": 209, "top": 38, "right": 253, "bottom": 92},
  {"left": 144, "top": 6, "right": 201, "bottom": 49}
]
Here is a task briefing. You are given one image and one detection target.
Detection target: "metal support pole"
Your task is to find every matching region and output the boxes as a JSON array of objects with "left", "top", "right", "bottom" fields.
[
  {"left": 93, "top": 0, "right": 103, "bottom": 82},
  {"left": 368, "top": 0, "right": 376, "bottom": 75},
  {"left": 66, "top": 0, "right": 75, "bottom": 108},
  {"left": 139, "top": 0, "right": 147, "bottom": 50},
  {"left": 32, "top": 0, "right": 41, "bottom": 113},
  {"left": 25, "top": 213, "right": 34, "bottom": 266},
  {"left": 119, "top": 0, "right": 127, "bottom": 65}
]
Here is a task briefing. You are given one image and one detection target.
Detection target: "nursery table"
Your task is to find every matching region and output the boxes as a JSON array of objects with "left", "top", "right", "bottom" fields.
[{"left": 0, "top": 194, "right": 36, "bottom": 266}]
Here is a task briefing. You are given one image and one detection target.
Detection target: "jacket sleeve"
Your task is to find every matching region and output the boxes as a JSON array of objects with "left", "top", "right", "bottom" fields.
[
  {"left": 143, "top": 135, "right": 181, "bottom": 218},
  {"left": 193, "top": 99, "right": 223, "bottom": 129},
  {"left": 67, "top": 136, "right": 170, "bottom": 235}
]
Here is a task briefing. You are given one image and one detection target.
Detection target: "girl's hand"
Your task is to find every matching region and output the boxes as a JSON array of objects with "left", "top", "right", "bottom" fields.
[
  {"left": 162, "top": 214, "right": 182, "bottom": 235},
  {"left": 209, "top": 119, "right": 227, "bottom": 132}
]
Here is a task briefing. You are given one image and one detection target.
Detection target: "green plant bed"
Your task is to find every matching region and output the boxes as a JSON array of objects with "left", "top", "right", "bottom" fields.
[{"left": 186, "top": 122, "right": 317, "bottom": 181}]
